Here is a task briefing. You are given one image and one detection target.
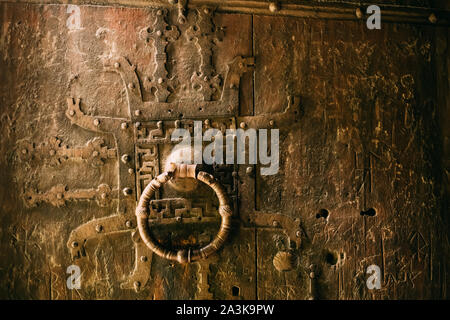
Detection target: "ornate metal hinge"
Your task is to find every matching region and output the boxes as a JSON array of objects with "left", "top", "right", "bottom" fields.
[{"left": 61, "top": 6, "right": 253, "bottom": 294}]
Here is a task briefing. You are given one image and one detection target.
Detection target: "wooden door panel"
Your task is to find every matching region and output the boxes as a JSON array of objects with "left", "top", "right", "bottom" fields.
[
  {"left": 0, "top": 1, "right": 448, "bottom": 300},
  {"left": 253, "top": 15, "right": 447, "bottom": 299}
]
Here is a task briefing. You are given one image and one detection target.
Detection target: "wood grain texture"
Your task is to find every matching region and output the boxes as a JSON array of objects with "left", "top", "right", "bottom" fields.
[{"left": 0, "top": 2, "right": 448, "bottom": 299}]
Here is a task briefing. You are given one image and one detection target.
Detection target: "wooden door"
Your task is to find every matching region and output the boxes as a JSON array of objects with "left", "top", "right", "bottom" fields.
[{"left": 0, "top": 0, "right": 448, "bottom": 299}]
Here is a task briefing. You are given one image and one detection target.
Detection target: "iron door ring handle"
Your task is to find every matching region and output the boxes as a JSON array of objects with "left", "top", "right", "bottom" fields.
[{"left": 135, "top": 163, "right": 232, "bottom": 263}]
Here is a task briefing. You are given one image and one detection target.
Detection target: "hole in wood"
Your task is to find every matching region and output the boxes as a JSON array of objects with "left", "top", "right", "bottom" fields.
[
  {"left": 316, "top": 209, "right": 329, "bottom": 219},
  {"left": 325, "top": 251, "right": 338, "bottom": 265},
  {"left": 231, "top": 286, "right": 240, "bottom": 296},
  {"left": 360, "top": 208, "right": 376, "bottom": 216}
]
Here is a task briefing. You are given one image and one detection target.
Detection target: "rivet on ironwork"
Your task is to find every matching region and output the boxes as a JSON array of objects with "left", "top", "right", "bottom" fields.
[
  {"left": 140, "top": 256, "right": 148, "bottom": 262},
  {"left": 429, "top": 13, "right": 438, "bottom": 24},
  {"left": 355, "top": 8, "right": 363, "bottom": 19},
  {"left": 126, "top": 220, "right": 133, "bottom": 228},
  {"left": 93, "top": 119, "right": 100, "bottom": 126},
  {"left": 114, "top": 62, "right": 120, "bottom": 68},
  {"left": 121, "top": 154, "right": 130, "bottom": 163},
  {"left": 95, "top": 224, "right": 103, "bottom": 233},
  {"left": 123, "top": 187, "right": 132, "bottom": 195},
  {"left": 121, "top": 122, "right": 128, "bottom": 130},
  {"left": 269, "top": 2, "right": 280, "bottom": 13}
]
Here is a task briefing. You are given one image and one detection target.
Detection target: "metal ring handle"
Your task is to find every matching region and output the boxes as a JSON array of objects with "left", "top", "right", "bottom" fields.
[{"left": 135, "top": 163, "right": 232, "bottom": 264}]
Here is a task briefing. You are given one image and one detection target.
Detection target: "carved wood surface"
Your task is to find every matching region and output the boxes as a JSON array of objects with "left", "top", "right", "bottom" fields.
[{"left": 0, "top": 2, "right": 448, "bottom": 299}]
